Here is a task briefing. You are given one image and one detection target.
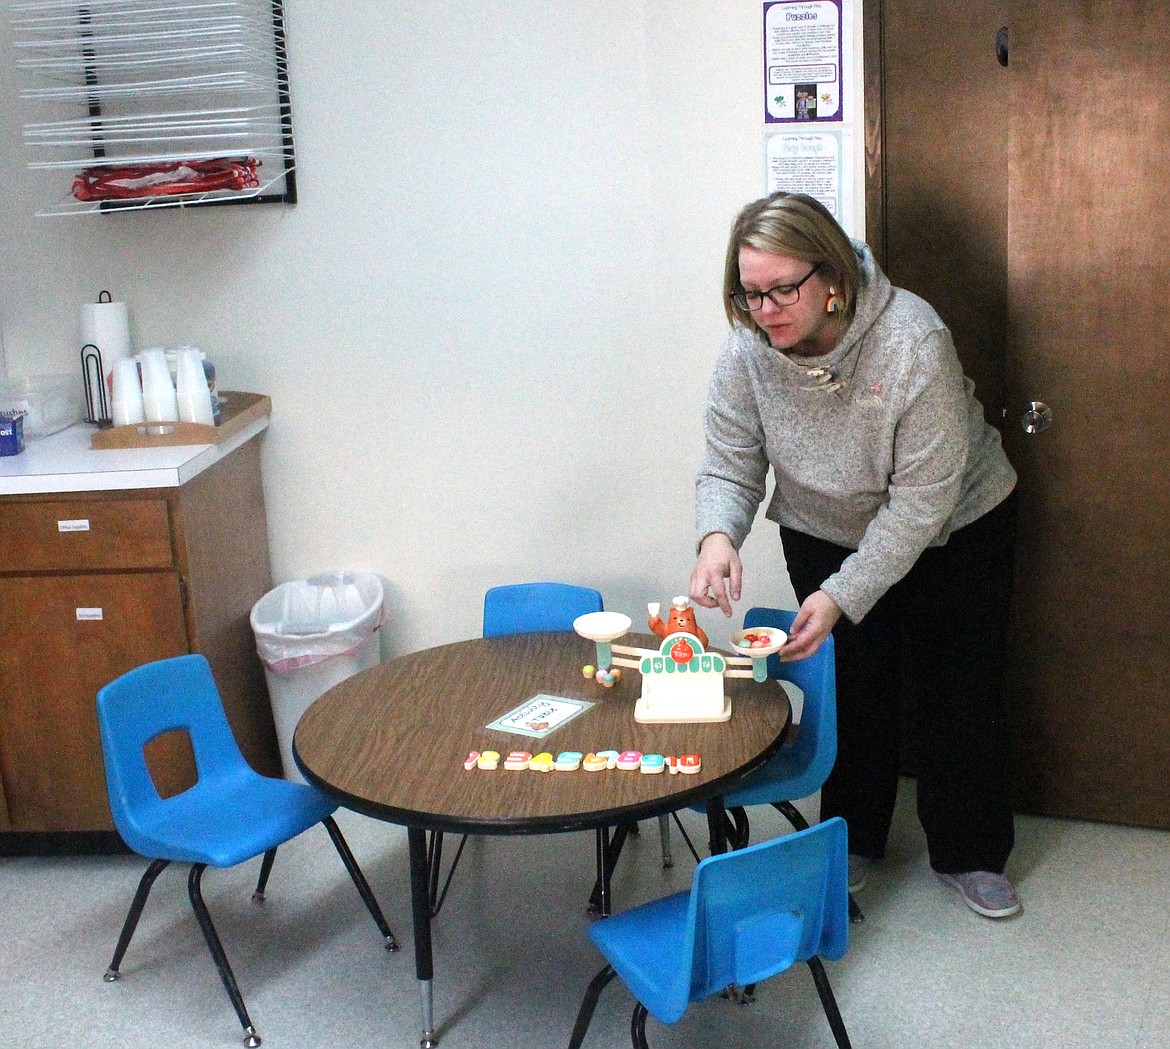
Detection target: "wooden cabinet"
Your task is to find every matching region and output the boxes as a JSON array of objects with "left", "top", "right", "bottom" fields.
[{"left": 0, "top": 434, "right": 280, "bottom": 843}]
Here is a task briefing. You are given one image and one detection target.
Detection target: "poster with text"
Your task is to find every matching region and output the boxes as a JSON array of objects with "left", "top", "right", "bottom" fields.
[
  {"left": 765, "top": 129, "right": 856, "bottom": 235},
  {"left": 763, "top": 0, "right": 844, "bottom": 124}
]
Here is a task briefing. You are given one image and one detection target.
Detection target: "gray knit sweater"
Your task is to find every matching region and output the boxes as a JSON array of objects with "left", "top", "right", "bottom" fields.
[{"left": 695, "top": 241, "right": 1017, "bottom": 623}]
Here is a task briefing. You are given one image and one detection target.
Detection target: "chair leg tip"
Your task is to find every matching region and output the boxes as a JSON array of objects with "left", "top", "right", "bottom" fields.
[
  {"left": 384, "top": 935, "right": 400, "bottom": 952},
  {"left": 103, "top": 968, "right": 119, "bottom": 982},
  {"left": 251, "top": 891, "right": 266, "bottom": 905},
  {"left": 243, "top": 1026, "right": 262, "bottom": 1047}
]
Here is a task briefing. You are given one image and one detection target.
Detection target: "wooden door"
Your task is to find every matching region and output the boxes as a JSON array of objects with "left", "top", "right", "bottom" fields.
[
  {"left": 1001, "top": 2, "right": 1170, "bottom": 825},
  {"left": 870, "top": 1, "right": 1170, "bottom": 826}
]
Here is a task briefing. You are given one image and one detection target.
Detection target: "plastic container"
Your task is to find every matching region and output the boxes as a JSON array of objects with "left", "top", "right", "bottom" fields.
[
  {"left": 0, "top": 411, "right": 25, "bottom": 456},
  {"left": 0, "top": 375, "right": 84, "bottom": 438},
  {"left": 251, "top": 572, "right": 384, "bottom": 782}
]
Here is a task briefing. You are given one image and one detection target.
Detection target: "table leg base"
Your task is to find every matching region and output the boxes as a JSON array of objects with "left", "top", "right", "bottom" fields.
[{"left": 418, "top": 978, "right": 437, "bottom": 1047}]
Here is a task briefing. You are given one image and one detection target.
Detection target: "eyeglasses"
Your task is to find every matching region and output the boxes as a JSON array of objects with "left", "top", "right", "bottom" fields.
[{"left": 731, "top": 263, "right": 820, "bottom": 311}]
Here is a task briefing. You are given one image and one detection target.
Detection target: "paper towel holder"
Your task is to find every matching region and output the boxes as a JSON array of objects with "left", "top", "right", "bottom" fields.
[{"left": 81, "top": 343, "right": 112, "bottom": 427}]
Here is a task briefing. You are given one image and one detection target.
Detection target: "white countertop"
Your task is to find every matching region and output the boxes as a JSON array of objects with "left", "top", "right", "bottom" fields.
[{"left": 0, "top": 416, "right": 268, "bottom": 495}]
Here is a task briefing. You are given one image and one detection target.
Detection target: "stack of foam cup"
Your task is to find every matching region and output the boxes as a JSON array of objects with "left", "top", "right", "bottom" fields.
[
  {"left": 174, "top": 348, "right": 215, "bottom": 424},
  {"left": 138, "top": 349, "right": 178, "bottom": 423},
  {"left": 110, "top": 357, "right": 145, "bottom": 426}
]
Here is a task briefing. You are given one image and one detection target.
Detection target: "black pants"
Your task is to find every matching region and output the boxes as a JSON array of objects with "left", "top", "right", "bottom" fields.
[{"left": 779, "top": 491, "right": 1018, "bottom": 874}]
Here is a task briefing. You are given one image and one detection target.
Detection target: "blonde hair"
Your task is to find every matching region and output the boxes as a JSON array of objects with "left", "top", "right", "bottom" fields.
[{"left": 722, "top": 192, "right": 860, "bottom": 332}]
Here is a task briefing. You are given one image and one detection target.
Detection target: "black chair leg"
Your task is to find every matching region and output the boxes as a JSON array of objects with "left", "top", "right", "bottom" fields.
[
  {"left": 426, "top": 829, "right": 469, "bottom": 917},
  {"left": 728, "top": 806, "right": 750, "bottom": 849},
  {"left": 670, "top": 811, "right": 702, "bottom": 864},
  {"left": 104, "top": 858, "right": 170, "bottom": 981},
  {"left": 773, "top": 803, "right": 864, "bottom": 922},
  {"left": 188, "top": 863, "right": 261, "bottom": 1048},
  {"left": 588, "top": 824, "right": 631, "bottom": 914},
  {"left": 321, "top": 816, "right": 399, "bottom": 951},
  {"left": 631, "top": 1001, "right": 651, "bottom": 1049},
  {"left": 252, "top": 848, "right": 278, "bottom": 903},
  {"left": 807, "top": 956, "right": 853, "bottom": 1049},
  {"left": 567, "top": 964, "right": 617, "bottom": 1049},
  {"left": 774, "top": 800, "right": 810, "bottom": 831}
]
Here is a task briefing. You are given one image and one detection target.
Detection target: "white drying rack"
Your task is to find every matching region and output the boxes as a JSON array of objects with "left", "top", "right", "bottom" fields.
[{"left": 10, "top": 0, "right": 296, "bottom": 215}]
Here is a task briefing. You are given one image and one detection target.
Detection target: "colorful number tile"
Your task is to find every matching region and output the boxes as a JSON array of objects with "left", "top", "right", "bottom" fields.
[{"left": 616, "top": 750, "right": 642, "bottom": 771}]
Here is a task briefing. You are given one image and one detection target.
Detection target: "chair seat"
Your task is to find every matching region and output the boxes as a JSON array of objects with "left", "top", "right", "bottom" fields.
[
  {"left": 589, "top": 891, "right": 693, "bottom": 1024},
  {"left": 118, "top": 769, "right": 337, "bottom": 868},
  {"left": 688, "top": 742, "right": 815, "bottom": 814}
]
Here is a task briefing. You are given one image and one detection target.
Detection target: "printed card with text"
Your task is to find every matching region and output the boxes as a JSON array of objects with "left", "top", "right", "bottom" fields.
[{"left": 486, "top": 694, "right": 593, "bottom": 738}]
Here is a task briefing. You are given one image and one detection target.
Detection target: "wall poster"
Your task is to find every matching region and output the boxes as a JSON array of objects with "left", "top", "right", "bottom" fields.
[
  {"left": 763, "top": 0, "right": 845, "bottom": 124},
  {"left": 764, "top": 129, "right": 857, "bottom": 234}
]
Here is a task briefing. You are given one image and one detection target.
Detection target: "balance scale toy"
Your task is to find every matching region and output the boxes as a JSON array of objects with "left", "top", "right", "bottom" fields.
[{"left": 573, "top": 598, "right": 786, "bottom": 725}]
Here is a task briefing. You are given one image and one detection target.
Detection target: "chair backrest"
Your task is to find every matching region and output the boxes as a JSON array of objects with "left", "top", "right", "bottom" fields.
[
  {"left": 735, "top": 606, "right": 837, "bottom": 803},
  {"left": 482, "top": 582, "right": 603, "bottom": 637},
  {"left": 677, "top": 818, "right": 850, "bottom": 1019},
  {"left": 96, "top": 654, "right": 247, "bottom": 855}
]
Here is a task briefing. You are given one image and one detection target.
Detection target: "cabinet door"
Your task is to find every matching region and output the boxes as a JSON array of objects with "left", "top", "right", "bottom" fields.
[{"left": 0, "top": 573, "right": 189, "bottom": 831}]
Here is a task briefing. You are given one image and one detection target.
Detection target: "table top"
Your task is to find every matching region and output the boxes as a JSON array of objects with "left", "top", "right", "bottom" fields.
[{"left": 294, "top": 631, "right": 790, "bottom": 836}]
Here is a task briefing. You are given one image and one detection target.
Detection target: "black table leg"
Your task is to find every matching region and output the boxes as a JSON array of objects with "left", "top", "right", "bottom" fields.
[
  {"left": 593, "top": 826, "right": 611, "bottom": 916},
  {"left": 408, "top": 826, "right": 438, "bottom": 1048}
]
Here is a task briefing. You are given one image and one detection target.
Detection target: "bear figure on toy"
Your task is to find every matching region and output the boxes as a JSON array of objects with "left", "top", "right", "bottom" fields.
[{"left": 648, "top": 595, "right": 708, "bottom": 648}]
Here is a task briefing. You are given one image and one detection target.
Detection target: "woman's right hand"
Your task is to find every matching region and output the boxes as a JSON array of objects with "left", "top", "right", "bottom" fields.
[{"left": 689, "top": 532, "right": 742, "bottom": 618}]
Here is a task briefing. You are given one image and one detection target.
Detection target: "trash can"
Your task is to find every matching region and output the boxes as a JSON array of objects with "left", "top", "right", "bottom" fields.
[{"left": 251, "top": 571, "right": 384, "bottom": 782}]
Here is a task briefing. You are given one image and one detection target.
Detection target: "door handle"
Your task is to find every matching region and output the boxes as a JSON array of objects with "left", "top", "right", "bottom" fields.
[
  {"left": 996, "top": 27, "right": 1010, "bottom": 67},
  {"left": 1018, "top": 401, "right": 1053, "bottom": 434}
]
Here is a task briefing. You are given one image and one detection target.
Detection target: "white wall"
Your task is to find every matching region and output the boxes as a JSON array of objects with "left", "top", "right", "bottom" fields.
[{"left": 0, "top": 2, "right": 863, "bottom": 656}]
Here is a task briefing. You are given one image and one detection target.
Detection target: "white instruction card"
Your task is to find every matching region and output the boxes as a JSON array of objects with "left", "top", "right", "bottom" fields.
[{"left": 486, "top": 694, "right": 593, "bottom": 739}]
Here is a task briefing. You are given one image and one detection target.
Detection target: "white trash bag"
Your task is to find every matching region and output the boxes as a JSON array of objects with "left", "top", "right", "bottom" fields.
[
  {"left": 250, "top": 571, "right": 384, "bottom": 781},
  {"left": 251, "top": 571, "right": 384, "bottom": 673}
]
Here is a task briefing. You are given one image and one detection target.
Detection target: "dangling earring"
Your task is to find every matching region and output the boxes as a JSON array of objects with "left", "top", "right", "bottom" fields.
[{"left": 826, "top": 286, "right": 845, "bottom": 314}]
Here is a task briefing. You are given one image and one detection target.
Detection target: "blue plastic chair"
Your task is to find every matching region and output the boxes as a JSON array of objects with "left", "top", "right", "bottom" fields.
[
  {"left": 482, "top": 581, "right": 603, "bottom": 637},
  {"left": 684, "top": 608, "right": 859, "bottom": 920},
  {"left": 567, "top": 818, "right": 853, "bottom": 1048},
  {"left": 711, "top": 607, "right": 836, "bottom": 817},
  {"left": 96, "top": 654, "right": 398, "bottom": 1048}
]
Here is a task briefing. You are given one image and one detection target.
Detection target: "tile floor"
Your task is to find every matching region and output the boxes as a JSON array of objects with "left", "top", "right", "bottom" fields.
[{"left": 2, "top": 778, "right": 1168, "bottom": 1049}]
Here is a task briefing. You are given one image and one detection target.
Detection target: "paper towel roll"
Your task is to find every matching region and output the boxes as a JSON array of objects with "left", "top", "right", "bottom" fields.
[{"left": 80, "top": 293, "right": 131, "bottom": 388}]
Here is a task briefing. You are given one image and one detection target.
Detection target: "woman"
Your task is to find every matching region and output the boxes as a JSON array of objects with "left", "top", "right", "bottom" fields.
[{"left": 689, "top": 192, "right": 1020, "bottom": 918}]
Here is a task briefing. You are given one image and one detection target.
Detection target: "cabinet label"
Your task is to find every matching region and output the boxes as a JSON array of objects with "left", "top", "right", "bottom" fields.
[
  {"left": 76, "top": 608, "right": 104, "bottom": 621},
  {"left": 58, "top": 519, "right": 91, "bottom": 532}
]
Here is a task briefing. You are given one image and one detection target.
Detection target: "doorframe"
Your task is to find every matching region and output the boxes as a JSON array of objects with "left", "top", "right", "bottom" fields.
[{"left": 862, "top": 0, "right": 886, "bottom": 269}]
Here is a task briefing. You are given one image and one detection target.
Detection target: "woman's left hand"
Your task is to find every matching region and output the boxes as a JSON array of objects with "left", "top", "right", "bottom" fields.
[{"left": 780, "top": 590, "right": 842, "bottom": 661}]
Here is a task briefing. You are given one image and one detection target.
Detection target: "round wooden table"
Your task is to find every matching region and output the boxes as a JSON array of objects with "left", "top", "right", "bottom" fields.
[{"left": 294, "top": 631, "right": 790, "bottom": 1047}]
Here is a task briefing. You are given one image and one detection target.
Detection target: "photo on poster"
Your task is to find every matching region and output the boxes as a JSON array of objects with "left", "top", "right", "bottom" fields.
[{"left": 763, "top": 0, "right": 845, "bottom": 124}]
